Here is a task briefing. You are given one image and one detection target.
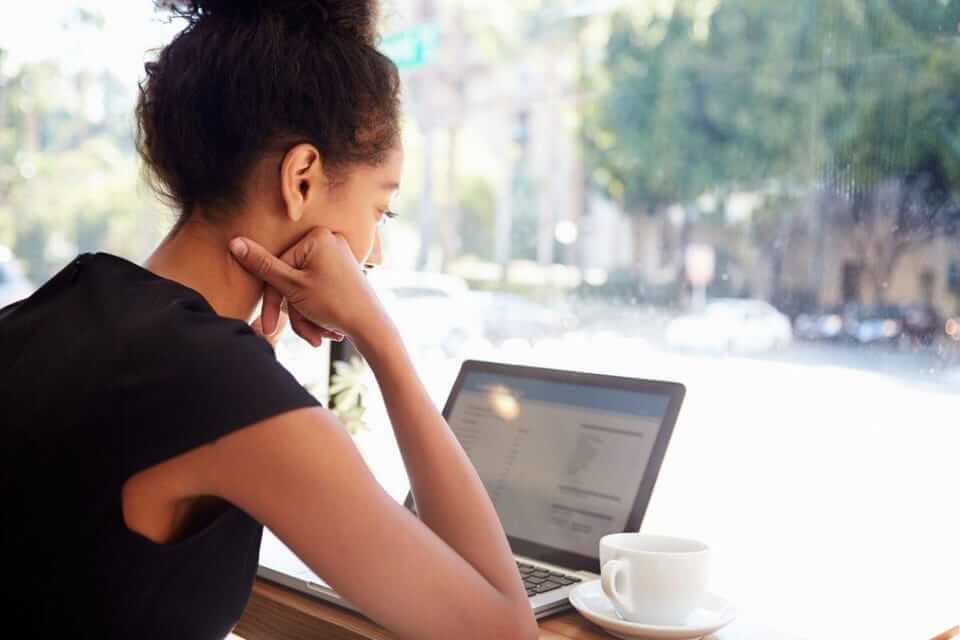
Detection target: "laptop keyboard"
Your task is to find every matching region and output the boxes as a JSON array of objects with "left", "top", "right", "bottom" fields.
[{"left": 517, "top": 561, "right": 581, "bottom": 598}]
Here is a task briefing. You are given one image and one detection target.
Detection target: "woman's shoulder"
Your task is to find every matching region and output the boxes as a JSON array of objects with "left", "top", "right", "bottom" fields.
[
  {"left": 79, "top": 253, "right": 279, "bottom": 372},
  {"left": 100, "top": 253, "right": 321, "bottom": 477},
  {"left": 82, "top": 252, "right": 271, "bottom": 358}
]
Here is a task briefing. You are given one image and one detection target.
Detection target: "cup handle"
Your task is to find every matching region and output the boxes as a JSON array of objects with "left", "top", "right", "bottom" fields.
[{"left": 600, "top": 559, "right": 635, "bottom": 619}]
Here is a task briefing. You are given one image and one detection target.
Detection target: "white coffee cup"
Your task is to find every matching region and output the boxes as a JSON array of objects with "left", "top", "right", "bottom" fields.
[{"left": 599, "top": 533, "right": 710, "bottom": 626}]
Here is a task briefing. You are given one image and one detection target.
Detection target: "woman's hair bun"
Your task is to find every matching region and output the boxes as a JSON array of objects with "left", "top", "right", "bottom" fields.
[
  {"left": 139, "top": 0, "right": 399, "bottom": 217},
  {"left": 156, "top": 0, "right": 378, "bottom": 45}
]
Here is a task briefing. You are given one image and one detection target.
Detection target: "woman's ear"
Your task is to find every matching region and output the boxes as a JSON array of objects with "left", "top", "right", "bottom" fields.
[{"left": 279, "top": 144, "right": 324, "bottom": 223}]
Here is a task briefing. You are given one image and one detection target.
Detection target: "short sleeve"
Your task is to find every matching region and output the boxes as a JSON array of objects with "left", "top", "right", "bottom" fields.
[{"left": 116, "top": 304, "right": 323, "bottom": 478}]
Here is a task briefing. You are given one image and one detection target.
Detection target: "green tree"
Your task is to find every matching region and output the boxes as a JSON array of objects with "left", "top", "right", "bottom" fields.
[
  {"left": 582, "top": 2, "right": 823, "bottom": 296},
  {"left": 820, "top": 1, "right": 960, "bottom": 303},
  {"left": 1, "top": 58, "right": 167, "bottom": 281},
  {"left": 582, "top": 0, "right": 960, "bottom": 305}
]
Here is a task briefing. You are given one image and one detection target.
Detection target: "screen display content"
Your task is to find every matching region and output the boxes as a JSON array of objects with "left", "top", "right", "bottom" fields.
[{"left": 448, "top": 371, "right": 671, "bottom": 559}]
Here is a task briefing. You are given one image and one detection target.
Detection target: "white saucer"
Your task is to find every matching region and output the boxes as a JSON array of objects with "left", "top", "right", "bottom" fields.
[{"left": 568, "top": 580, "right": 736, "bottom": 639}]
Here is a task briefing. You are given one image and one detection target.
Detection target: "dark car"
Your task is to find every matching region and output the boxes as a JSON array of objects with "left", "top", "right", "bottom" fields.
[
  {"left": 794, "top": 306, "right": 846, "bottom": 341},
  {"left": 845, "top": 305, "right": 904, "bottom": 345},
  {"left": 900, "top": 304, "right": 941, "bottom": 346}
]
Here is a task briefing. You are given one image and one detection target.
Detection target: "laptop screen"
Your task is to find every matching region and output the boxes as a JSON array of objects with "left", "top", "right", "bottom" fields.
[{"left": 447, "top": 369, "right": 672, "bottom": 562}]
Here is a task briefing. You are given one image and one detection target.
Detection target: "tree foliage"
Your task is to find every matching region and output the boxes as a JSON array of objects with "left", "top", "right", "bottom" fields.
[
  {"left": 582, "top": 0, "right": 960, "bottom": 302},
  {"left": 1, "top": 48, "right": 167, "bottom": 281},
  {"left": 585, "top": 0, "right": 960, "bottom": 209}
]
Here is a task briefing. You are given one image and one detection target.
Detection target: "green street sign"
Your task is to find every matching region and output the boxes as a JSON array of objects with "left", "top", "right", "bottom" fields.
[{"left": 379, "top": 23, "right": 439, "bottom": 70}]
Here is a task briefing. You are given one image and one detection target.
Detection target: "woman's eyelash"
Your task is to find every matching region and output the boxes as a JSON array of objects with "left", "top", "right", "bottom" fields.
[{"left": 379, "top": 209, "right": 398, "bottom": 226}]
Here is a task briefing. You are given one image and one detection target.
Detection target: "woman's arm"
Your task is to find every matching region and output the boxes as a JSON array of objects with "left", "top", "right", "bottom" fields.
[
  {"left": 212, "top": 229, "right": 538, "bottom": 640},
  {"left": 202, "top": 402, "right": 536, "bottom": 640},
  {"left": 353, "top": 315, "right": 533, "bottom": 615}
]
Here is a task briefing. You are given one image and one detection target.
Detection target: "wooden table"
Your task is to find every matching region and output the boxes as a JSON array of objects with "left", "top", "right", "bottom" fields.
[
  {"left": 230, "top": 577, "right": 803, "bottom": 640},
  {"left": 231, "top": 578, "right": 960, "bottom": 640}
]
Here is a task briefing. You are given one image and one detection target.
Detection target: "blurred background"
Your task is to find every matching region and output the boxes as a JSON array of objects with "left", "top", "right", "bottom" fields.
[{"left": 1, "top": 1, "right": 958, "bottom": 638}]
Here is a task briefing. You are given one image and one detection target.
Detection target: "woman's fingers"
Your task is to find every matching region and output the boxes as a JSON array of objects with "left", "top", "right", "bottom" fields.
[
  {"left": 229, "top": 236, "right": 305, "bottom": 300},
  {"left": 254, "top": 302, "right": 340, "bottom": 351},
  {"left": 231, "top": 226, "right": 365, "bottom": 343},
  {"left": 289, "top": 305, "right": 344, "bottom": 347},
  {"left": 251, "top": 308, "right": 289, "bottom": 348},
  {"left": 260, "top": 284, "right": 284, "bottom": 336},
  {"left": 255, "top": 231, "right": 322, "bottom": 334}
]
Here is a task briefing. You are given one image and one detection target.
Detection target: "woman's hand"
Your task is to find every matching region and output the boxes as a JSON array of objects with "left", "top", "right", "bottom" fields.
[
  {"left": 250, "top": 308, "right": 289, "bottom": 349},
  {"left": 229, "top": 227, "right": 388, "bottom": 348},
  {"left": 250, "top": 303, "right": 341, "bottom": 349}
]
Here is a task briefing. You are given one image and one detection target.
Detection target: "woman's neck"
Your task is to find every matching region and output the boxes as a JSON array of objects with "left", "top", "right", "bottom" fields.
[{"left": 143, "top": 216, "right": 265, "bottom": 323}]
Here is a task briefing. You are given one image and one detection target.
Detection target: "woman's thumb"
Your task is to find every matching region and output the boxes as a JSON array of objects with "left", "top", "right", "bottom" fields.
[{"left": 229, "top": 236, "right": 301, "bottom": 298}]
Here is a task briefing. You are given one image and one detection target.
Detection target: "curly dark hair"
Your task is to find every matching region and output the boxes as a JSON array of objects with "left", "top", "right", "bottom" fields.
[{"left": 136, "top": 0, "right": 401, "bottom": 223}]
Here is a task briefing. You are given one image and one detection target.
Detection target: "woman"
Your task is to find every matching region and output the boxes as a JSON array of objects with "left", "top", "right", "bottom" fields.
[{"left": 0, "top": 1, "right": 538, "bottom": 639}]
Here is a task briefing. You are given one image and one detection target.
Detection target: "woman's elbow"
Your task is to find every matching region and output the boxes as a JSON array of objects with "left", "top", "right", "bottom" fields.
[
  {"left": 495, "top": 600, "right": 539, "bottom": 640},
  {"left": 449, "top": 590, "right": 538, "bottom": 640},
  {"left": 514, "top": 615, "right": 540, "bottom": 640},
  {"left": 480, "top": 619, "right": 538, "bottom": 640}
]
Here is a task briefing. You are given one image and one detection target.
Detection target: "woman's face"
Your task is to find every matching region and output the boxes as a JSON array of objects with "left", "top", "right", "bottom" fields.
[{"left": 312, "top": 145, "right": 404, "bottom": 271}]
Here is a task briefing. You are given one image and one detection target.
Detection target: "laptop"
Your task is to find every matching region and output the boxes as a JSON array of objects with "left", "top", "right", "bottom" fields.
[{"left": 258, "top": 359, "right": 685, "bottom": 619}]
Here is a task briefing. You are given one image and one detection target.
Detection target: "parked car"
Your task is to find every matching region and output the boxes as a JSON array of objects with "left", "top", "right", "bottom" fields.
[
  {"left": 665, "top": 298, "right": 793, "bottom": 353},
  {"left": 844, "top": 305, "right": 904, "bottom": 345},
  {"left": 805, "top": 302, "right": 947, "bottom": 347},
  {"left": 468, "top": 291, "right": 578, "bottom": 345},
  {"left": 0, "top": 246, "right": 34, "bottom": 309},
  {"left": 794, "top": 306, "right": 846, "bottom": 341},
  {"left": 900, "top": 304, "right": 941, "bottom": 346},
  {"left": 366, "top": 270, "right": 484, "bottom": 356}
]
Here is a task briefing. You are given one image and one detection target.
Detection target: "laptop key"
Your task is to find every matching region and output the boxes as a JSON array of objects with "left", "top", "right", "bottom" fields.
[
  {"left": 531, "top": 570, "right": 551, "bottom": 578},
  {"left": 535, "top": 581, "right": 563, "bottom": 593},
  {"left": 524, "top": 576, "right": 547, "bottom": 585}
]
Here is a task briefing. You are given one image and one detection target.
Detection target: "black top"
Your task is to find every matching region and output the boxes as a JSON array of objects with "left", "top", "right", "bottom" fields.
[{"left": 0, "top": 252, "right": 322, "bottom": 639}]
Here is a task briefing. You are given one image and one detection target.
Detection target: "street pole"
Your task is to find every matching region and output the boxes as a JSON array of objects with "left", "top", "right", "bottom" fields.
[
  {"left": 442, "top": 123, "right": 460, "bottom": 272},
  {"left": 412, "top": 0, "right": 437, "bottom": 272},
  {"left": 440, "top": 3, "right": 466, "bottom": 273},
  {"left": 415, "top": 124, "right": 435, "bottom": 270},
  {"left": 495, "top": 132, "right": 514, "bottom": 282}
]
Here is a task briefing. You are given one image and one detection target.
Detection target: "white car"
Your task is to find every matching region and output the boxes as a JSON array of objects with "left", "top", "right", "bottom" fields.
[
  {"left": 366, "top": 270, "right": 484, "bottom": 356},
  {"left": 665, "top": 298, "right": 793, "bottom": 353},
  {"left": 467, "top": 291, "right": 578, "bottom": 345},
  {"left": 0, "top": 247, "right": 34, "bottom": 309}
]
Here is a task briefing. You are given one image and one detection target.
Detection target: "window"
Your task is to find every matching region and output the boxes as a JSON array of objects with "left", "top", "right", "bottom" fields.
[
  {"left": 3, "top": 2, "right": 957, "bottom": 638},
  {"left": 353, "top": 3, "right": 960, "bottom": 637}
]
